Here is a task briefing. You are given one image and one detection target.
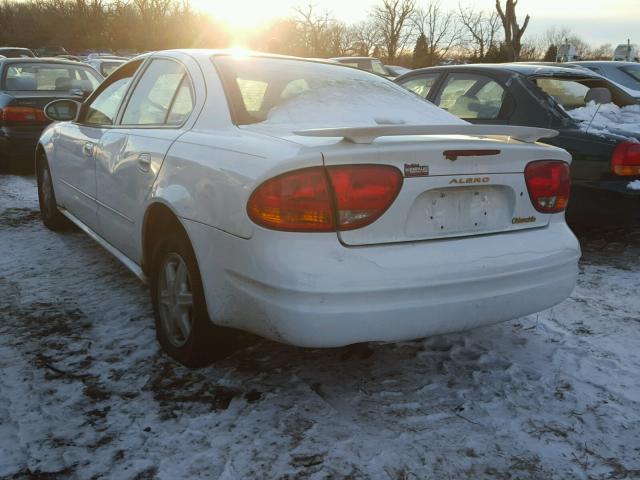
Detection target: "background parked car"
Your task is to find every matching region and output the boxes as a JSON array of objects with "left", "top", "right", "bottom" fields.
[
  {"left": 35, "top": 46, "right": 69, "bottom": 57},
  {"left": 567, "top": 61, "right": 640, "bottom": 99},
  {"left": 0, "top": 57, "right": 102, "bottom": 172},
  {"left": 329, "top": 56, "right": 392, "bottom": 77},
  {"left": 386, "top": 65, "right": 412, "bottom": 77},
  {"left": 0, "top": 47, "right": 35, "bottom": 58},
  {"left": 395, "top": 63, "right": 640, "bottom": 225},
  {"left": 86, "top": 57, "right": 127, "bottom": 77}
]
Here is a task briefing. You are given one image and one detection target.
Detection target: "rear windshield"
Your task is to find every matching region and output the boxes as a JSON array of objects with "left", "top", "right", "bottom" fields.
[
  {"left": 213, "top": 56, "right": 462, "bottom": 127},
  {"left": 620, "top": 65, "right": 640, "bottom": 83},
  {"left": 3, "top": 63, "right": 102, "bottom": 92}
]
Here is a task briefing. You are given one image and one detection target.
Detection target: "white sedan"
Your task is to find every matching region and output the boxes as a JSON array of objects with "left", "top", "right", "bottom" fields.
[{"left": 37, "top": 50, "right": 581, "bottom": 367}]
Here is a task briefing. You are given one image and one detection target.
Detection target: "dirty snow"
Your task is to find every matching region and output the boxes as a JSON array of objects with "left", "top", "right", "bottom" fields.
[
  {"left": 1, "top": 174, "right": 640, "bottom": 479},
  {"left": 568, "top": 101, "right": 640, "bottom": 138}
]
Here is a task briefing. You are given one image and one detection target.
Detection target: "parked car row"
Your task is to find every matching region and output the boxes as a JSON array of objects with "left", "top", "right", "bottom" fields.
[{"left": 1, "top": 50, "right": 637, "bottom": 369}]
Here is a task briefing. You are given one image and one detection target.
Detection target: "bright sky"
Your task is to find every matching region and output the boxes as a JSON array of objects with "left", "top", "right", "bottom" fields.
[{"left": 193, "top": 0, "right": 638, "bottom": 46}]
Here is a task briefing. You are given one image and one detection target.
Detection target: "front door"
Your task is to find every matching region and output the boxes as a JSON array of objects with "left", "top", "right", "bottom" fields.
[
  {"left": 95, "top": 57, "right": 196, "bottom": 262},
  {"left": 56, "top": 60, "right": 143, "bottom": 229}
]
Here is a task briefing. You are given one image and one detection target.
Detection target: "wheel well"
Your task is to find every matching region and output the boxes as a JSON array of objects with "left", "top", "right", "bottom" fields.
[{"left": 142, "top": 203, "right": 185, "bottom": 275}]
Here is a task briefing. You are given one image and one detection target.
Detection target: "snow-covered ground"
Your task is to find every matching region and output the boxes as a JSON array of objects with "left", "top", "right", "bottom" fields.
[
  {"left": 568, "top": 101, "right": 640, "bottom": 138},
  {"left": 1, "top": 174, "right": 639, "bottom": 479}
]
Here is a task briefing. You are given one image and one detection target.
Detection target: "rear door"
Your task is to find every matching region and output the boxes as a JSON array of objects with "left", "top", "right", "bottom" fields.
[
  {"left": 323, "top": 138, "right": 566, "bottom": 246},
  {"left": 95, "top": 56, "right": 198, "bottom": 262}
]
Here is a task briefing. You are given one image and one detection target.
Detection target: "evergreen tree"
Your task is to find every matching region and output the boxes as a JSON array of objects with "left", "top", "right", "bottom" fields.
[
  {"left": 412, "top": 33, "right": 429, "bottom": 68},
  {"left": 544, "top": 45, "right": 558, "bottom": 62}
]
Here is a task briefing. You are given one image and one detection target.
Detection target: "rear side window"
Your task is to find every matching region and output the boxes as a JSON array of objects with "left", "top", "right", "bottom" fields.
[
  {"left": 400, "top": 74, "right": 439, "bottom": 98},
  {"left": 436, "top": 73, "right": 507, "bottom": 119},
  {"left": 121, "top": 58, "right": 193, "bottom": 126},
  {"left": 535, "top": 78, "right": 594, "bottom": 109}
]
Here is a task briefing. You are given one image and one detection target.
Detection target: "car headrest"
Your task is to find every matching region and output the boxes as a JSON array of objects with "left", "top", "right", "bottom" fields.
[
  {"left": 55, "top": 77, "right": 72, "bottom": 91},
  {"left": 6, "top": 76, "right": 37, "bottom": 90},
  {"left": 584, "top": 87, "right": 612, "bottom": 105}
]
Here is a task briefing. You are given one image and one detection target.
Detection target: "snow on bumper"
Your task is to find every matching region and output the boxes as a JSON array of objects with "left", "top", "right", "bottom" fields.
[{"left": 183, "top": 219, "right": 581, "bottom": 347}]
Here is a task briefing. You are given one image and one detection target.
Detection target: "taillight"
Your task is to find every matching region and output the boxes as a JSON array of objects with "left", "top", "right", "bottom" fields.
[
  {"left": 327, "top": 164, "right": 403, "bottom": 230},
  {"left": 611, "top": 142, "right": 640, "bottom": 176},
  {"left": 524, "top": 161, "right": 571, "bottom": 213},
  {"left": 0, "top": 106, "right": 48, "bottom": 125},
  {"left": 247, "top": 167, "right": 335, "bottom": 232},
  {"left": 247, "top": 165, "right": 403, "bottom": 232}
]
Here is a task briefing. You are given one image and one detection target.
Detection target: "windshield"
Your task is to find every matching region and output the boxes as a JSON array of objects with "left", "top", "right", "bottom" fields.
[
  {"left": 3, "top": 63, "right": 101, "bottom": 92},
  {"left": 213, "top": 56, "right": 463, "bottom": 127},
  {"left": 620, "top": 65, "right": 640, "bottom": 83}
]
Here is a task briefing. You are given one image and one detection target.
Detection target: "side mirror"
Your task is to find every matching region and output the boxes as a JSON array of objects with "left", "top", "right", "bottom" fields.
[{"left": 44, "top": 99, "right": 81, "bottom": 122}]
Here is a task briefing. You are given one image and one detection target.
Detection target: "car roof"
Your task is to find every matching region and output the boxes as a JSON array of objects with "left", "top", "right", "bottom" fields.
[
  {"left": 330, "top": 56, "right": 378, "bottom": 61},
  {"left": 0, "top": 47, "right": 33, "bottom": 51},
  {"left": 404, "top": 62, "right": 602, "bottom": 78},
  {"left": 569, "top": 61, "right": 639, "bottom": 66},
  {"left": 0, "top": 57, "right": 92, "bottom": 67}
]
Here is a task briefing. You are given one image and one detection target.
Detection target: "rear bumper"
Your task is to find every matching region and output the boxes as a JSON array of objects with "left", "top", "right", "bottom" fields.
[
  {"left": 0, "top": 127, "right": 42, "bottom": 165},
  {"left": 183, "top": 219, "right": 581, "bottom": 347},
  {"left": 568, "top": 181, "right": 640, "bottom": 225}
]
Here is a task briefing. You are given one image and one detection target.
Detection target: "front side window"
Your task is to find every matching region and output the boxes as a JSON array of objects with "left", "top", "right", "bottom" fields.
[
  {"left": 213, "top": 56, "right": 464, "bottom": 127},
  {"left": 121, "top": 59, "right": 193, "bottom": 126},
  {"left": 400, "top": 74, "right": 439, "bottom": 98},
  {"left": 82, "top": 60, "right": 141, "bottom": 126},
  {"left": 436, "top": 73, "right": 506, "bottom": 119},
  {"left": 4, "top": 63, "right": 101, "bottom": 92}
]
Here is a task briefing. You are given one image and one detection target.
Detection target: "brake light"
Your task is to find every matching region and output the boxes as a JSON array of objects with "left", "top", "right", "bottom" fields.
[
  {"left": 327, "top": 164, "right": 403, "bottom": 230},
  {"left": 611, "top": 142, "right": 640, "bottom": 176},
  {"left": 0, "top": 106, "right": 48, "bottom": 125},
  {"left": 524, "top": 161, "right": 571, "bottom": 213},
  {"left": 247, "top": 165, "right": 403, "bottom": 232}
]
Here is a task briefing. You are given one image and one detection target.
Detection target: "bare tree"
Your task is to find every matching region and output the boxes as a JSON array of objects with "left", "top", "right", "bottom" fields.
[
  {"left": 293, "top": 3, "right": 334, "bottom": 57},
  {"left": 371, "top": 0, "right": 416, "bottom": 62},
  {"left": 458, "top": 4, "right": 500, "bottom": 61},
  {"left": 348, "top": 20, "right": 381, "bottom": 56},
  {"left": 495, "top": 0, "right": 530, "bottom": 61},
  {"left": 413, "top": 1, "right": 462, "bottom": 65}
]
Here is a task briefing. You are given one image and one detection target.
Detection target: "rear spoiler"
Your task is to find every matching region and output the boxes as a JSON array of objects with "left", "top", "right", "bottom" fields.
[{"left": 293, "top": 125, "right": 558, "bottom": 144}]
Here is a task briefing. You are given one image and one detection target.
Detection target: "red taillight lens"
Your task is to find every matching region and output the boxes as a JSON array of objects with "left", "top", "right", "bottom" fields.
[
  {"left": 611, "top": 142, "right": 640, "bottom": 176},
  {"left": 247, "top": 167, "right": 334, "bottom": 232},
  {"left": 327, "top": 164, "right": 403, "bottom": 230},
  {"left": 0, "top": 106, "right": 48, "bottom": 125},
  {"left": 524, "top": 161, "right": 571, "bottom": 213},
  {"left": 247, "top": 165, "right": 403, "bottom": 232}
]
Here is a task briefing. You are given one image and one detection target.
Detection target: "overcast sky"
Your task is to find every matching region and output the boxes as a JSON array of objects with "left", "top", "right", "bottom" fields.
[{"left": 193, "top": 0, "right": 638, "bottom": 46}]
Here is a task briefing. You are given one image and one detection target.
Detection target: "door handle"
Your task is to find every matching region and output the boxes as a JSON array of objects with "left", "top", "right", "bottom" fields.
[
  {"left": 137, "top": 153, "right": 151, "bottom": 172},
  {"left": 83, "top": 142, "right": 95, "bottom": 156}
]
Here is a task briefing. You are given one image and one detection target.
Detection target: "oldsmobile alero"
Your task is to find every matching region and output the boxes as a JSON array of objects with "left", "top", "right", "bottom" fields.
[{"left": 36, "top": 50, "right": 581, "bottom": 367}]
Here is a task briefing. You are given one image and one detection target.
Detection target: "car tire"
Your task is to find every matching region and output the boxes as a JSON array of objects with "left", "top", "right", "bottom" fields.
[
  {"left": 150, "top": 230, "right": 238, "bottom": 368},
  {"left": 37, "top": 154, "right": 71, "bottom": 231}
]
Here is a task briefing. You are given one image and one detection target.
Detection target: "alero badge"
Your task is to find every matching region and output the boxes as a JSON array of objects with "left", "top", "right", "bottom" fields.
[
  {"left": 449, "top": 177, "right": 490, "bottom": 185},
  {"left": 512, "top": 216, "right": 537, "bottom": 224},
  {"left": 404, "top": 163, "right": 429, "bottom": 177}
]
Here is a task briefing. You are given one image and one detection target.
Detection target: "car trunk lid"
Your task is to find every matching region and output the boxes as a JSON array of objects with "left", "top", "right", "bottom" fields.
[{"left": 320, "top": 135, "right": 569, "bottom": 246}]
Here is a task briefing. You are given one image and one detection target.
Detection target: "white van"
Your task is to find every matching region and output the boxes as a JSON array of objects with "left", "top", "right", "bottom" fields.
[{"left": 613, "top": 44, "right": 639, "bottom": 62}]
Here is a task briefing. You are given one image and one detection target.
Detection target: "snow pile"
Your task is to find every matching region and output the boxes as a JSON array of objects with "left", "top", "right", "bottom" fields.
[
  {"left": 628, "top": 180, "right": 640, "bottom": 190},
  {"left": 265, "top": 78, "right": 466, "bottom": 128},
  {"left": 568, "top": 101, "right": 640, "bottom": 137}
]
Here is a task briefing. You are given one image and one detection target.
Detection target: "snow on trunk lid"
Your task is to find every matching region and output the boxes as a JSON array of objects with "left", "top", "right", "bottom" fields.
[{"left": 323, "top": 136, "right": 570, "bottom": 246}]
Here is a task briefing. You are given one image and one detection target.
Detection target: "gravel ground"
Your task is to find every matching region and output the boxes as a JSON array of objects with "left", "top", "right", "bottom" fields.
[{"left": 1, "top": 174, "right": 639, "bottom": 480}]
